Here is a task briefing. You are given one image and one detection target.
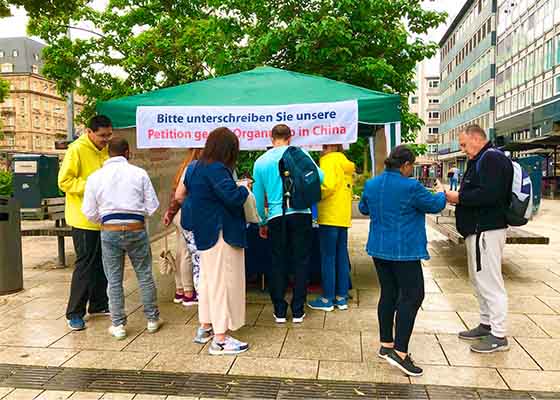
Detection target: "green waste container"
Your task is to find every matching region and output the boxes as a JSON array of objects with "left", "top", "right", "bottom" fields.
[{"left": 0, "top": 196, "right": 23, "bottom": 295}]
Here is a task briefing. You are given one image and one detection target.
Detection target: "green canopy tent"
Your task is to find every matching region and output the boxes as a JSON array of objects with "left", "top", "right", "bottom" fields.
[{"left": 97, "top": 66, "right": 402, "bottom": 171}]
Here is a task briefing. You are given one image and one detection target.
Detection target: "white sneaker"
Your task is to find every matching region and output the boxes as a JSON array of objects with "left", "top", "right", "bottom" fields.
[
  {"left": 147, "top": 318, "right": 164, "bottom": 333},
  {"left": 109, "top": 324, "right": 127, "bottom": 340},
  {"left": 292, "top": 314, "right": 306, "bottom": 324},
  {"left": 209, "top": 336, "right": 249, "bottom": 355},
  {"left": 273, "top": 314, "right": 286, "bottom": 324}
]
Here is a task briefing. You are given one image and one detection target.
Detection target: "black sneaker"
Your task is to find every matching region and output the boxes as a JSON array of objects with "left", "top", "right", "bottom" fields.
[
  {"left": 377, "top": 346, "right": 392, "bottom": 360},
  {"left": 458, "top": 324, "right": 491, "bottom": 341},
  {"left": 385, "top": 350, "right": 423, "bottom": 377}
]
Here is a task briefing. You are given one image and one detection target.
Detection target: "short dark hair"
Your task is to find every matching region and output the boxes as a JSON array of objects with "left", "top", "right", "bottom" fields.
[
  {"left": 200, "top": 127, "right": 240, "bottom": 170},
  {"left": 271, "top": 124, "right": 292, "bottom": 140},
  {"left": 89, "top": 115, "right": 112, "bottom": 132},
  {"left": 108, "top": 137, "right": 129, "bottom": 157},
  {"left": 464, "top": 124, "right": 487, "bottom": 139},
  {"left": 384, "top": 144, "right": 416, "bottom": 169}
]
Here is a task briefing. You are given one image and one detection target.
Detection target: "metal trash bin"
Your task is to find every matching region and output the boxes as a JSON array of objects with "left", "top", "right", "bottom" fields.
[{"left": 0, "top": 196, "right": 23, "bottom": 295}]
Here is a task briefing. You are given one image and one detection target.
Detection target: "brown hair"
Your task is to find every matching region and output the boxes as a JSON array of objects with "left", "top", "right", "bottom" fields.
[
  {"left": 384, "top": 144, "right": 415, "bottom": 169},
  {"left": 173, "top": 148, "right": 203, "bottom": 187},
  {"left": 200, "top": 127, "right": 240, "bottom": 170},
  {"left": 272, "top": 124, "right": 292, "bottom": 140}
]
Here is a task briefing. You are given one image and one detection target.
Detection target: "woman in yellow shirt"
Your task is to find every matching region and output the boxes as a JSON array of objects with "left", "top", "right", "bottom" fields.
[{"left": 308, "top": 144, "right": 355, "bottom": 311}]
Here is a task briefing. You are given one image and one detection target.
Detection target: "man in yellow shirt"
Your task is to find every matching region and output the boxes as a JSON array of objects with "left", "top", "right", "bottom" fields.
[{"left": 58, "top": 115, "right": 112, "bottom": 330}]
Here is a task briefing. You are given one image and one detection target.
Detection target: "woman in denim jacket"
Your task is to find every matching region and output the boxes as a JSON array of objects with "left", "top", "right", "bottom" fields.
[
  {"left": 186, "top": 127, "right": 250, "bottom": 356},
  {"left": 359, "top": 145, "right": 446, "bottom": 377}
]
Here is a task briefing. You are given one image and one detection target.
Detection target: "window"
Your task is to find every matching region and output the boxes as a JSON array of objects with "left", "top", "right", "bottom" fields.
[
  {"left": 32, "top": 65, "right": 38, "bottom": 74},
  {"left": 0, "top": 50, "right": 4, "bottom": 58},
  {"left": 544, "top": 78, "right": 554, "bottom": 99},
  {"left": 7, "top": 136, "right": 15, "bottom": 147},
  {"left": 545, "top": 39, "right": 554, "bottom": 70},
  {"left": 0, "top": 63, "right": 13, "bottom": 72},
  {"left": 11, "top": 49, "right": 18, "bottom": 57},
  {"left": 428, "top": 127, "right": 439, "bottom": 134},
  {"left": 428, "top": 111, "right": 440, "bottom": 119},
  {"left": 428, "top": 98, "right": 440, "bottom": 104},
  {"left": 428, "top": 80, "right": 440, "bottom": 88},
  {"left": 411, "top": 96, "right": 418, "bottom": 104},
  {"left": 34, "top": 116, "right": 40, "bottom": 128},
  {"left": 555, "top": 75, "right": 560, "bottom": 94},
  {"left": 33, "top": 53, "right": 39, "bottom": 61},
  {"left": 534, "top": 82, "right": 543, "bottom": 103}
]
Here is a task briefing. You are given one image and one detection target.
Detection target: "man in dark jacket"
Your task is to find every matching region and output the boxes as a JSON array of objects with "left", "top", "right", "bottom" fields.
[{"left": 445, "top": 124, "right": 513, "bottom": 354}]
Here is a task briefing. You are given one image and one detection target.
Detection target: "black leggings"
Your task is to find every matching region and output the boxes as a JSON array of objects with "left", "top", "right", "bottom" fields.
[{"left": 374, "top": 258, "right": 425, "bottom": 353}]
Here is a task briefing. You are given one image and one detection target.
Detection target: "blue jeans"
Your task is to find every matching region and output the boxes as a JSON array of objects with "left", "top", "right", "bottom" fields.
[
  {"left": 101, "top": 229, "right": 159, "bottom": 326},
  {"left": 319, "top": 225, "right": 350, "bottom": 301},
  {"left": 450, "top": 178, "right": 458, "bottom": 191}
]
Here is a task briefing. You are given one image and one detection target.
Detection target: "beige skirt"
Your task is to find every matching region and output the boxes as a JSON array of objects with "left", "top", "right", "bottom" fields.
[{"left": 198, "top": 231, "right": 245, "bottom": 333}]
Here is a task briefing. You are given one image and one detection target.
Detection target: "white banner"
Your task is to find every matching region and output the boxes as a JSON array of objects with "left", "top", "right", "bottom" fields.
[{"left": 136, "top": 100, "right": 358, "bottom": 149}]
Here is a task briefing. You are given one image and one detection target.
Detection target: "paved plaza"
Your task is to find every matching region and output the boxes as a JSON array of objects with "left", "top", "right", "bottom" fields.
[{"left": 1, "top": 200, "right": 560, "bottom": 398}]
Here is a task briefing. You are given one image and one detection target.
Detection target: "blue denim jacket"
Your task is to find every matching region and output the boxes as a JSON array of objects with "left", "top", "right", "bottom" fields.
[
  {"left": 186, "top": 161, "right": 249, "bottom": 251},
  {"left": 359, "top": 169, "right": 446, "bottom": 261}
]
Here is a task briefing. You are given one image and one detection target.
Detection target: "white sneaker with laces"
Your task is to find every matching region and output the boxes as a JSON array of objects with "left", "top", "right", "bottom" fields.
[
  {"left": 147, "top": 318, "right": 164, "bottom": 333},
  {"left": 209, "top": 336, "right": 249, "bottom": 355},
  {"left": 273, "top": 314, "right": 286, "bottom": 324},
  {"left": 109, "top": 324, "right": 127, "bottom": 340},
  {"left": 292, "top": 314, "right": 306, "bottom": 323}
]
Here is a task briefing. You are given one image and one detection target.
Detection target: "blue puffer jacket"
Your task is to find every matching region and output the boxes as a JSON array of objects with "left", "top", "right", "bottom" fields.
[{"left": 359, "top": 169, "right": 446, "bottom": 261}]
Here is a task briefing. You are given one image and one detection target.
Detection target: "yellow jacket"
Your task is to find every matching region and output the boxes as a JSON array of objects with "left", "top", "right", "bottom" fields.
[
  {"left": 317, "top": 152, "right": 356, "bottom": 228},
  {"left": 58, "top": 134, "right": 108, "bottom": 230}
]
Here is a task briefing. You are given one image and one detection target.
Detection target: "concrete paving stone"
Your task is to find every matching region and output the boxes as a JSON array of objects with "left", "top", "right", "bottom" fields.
[
  {"left": 421, "top": 293, "right": 479, "bottom": 312},
  {"left": 0, "top": 388, "right": 14, "bottom": 399},
  {"left": 448, "top": 266, "right": 470, "bottom": 279},
  {"left": 123, "top": 323, "right": 202, "bottom": 354},
  {"left": 255, "top": 305, "right": 325, "bottom": 329},
  {"left": 35, "top": 392, "right": 74, "bottom": 400},
  {"left": 186, "top": 304, "right": 263, "bottom": 328},
  {"left": 410, "top": 365, "right": 508, "bottom": 390},
  {"left": 67, "top": 392, "right": 104, "bottom": 400},
  {"left": 323, "top": 307, "right": 377, "bottom": 332},
  {"left": 0, "top": 317, "right": 19, "bottom": 333},
  {"left": 0, "top": 296, "right": 35, "bottom": 314},
  {"left": 528, "top": 314, "right": 560, "bottom": 338},
  {"left": 357, "top": 289, "right": 380, "bottom": 308},
  {"left": 0, "top": 320, "right": 70, "bottom": 347},
  {"left": 144, "top": 353, "right": 234, "bottom": 374},
  {"left": 62, "top": 350, "right": 156, "bottom": 370},
  {"left": 499, "top": 369, "right": 560, "bottom": 392},
  {"left": 505, "top": 269, "right": 560, "bottom": 283},
  {"left": 0, "top": 347, "right": 77, "bottom": 367},
  {"left": 504, "top": 281, "right": 560, "bottom": 297},
  {"left": 459, "top": 312, "right": 550, "bottom": 338},
  {"left": 2, "top": 299, "right": 68, "bottom": 320},
  {"left": 280, "top": 329, "right": 361, "bottom": 362},
  {"left": 100, "top": 395, "right": 135, "bottom": 400},
  {"left": 229, "top": 356, "right": 318, "bottom": 379},
  {"left": 228, "top": 326, "right": 287, "bottom": 358},
  {"left": 413, "top": 311, "right": 467, "bottom": 335},
  {"left": 508, "top": 296, "right": 558, "bottom": 314},
  {"left": 434, "top": 278, "right": 475, "bottom": 294},
  {"left": 318, "top": 360, "right": 410, "bottom": 384},
  {"left": 2, "top": 389, "right": 44, "bottom": 400},
  {"left": 538, "top": 296, "right": 560, "bottom": 313},
  {"left": 421, "top": 267, "right": 459, "bottom": 279},
  {"left": 245, "top": 289, "right": 271, "bottom": 305},
  {"left": 131, "top": 396, "right": 166, "bottom": 400},
  {"left": 436, "top": 334, "right": 539, "bottom": 370},
  {"left": 515, "top": 337, "right": 560, "bottom": 370},
  {"left": 423, "top": 278, "right": 442, "bottom": 294},
  {"left": 16, "top": 283, "right": 72, "bottom": 300},
  {"left": 128, "top": 303, "right": 196, "bottom": 325},
  {"left": 362, "top": 332, "right": 448, "bottom": 366}
]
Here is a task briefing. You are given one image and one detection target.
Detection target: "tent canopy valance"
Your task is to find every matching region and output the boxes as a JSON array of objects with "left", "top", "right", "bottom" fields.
[{"left": 96, "top": 66, "right": 401, "bottom": 129}]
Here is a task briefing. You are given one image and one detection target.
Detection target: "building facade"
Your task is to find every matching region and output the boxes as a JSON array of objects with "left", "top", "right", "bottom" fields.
[
  {"left": 0, "top": 37, "right": 83, "bottom": 157},
  {"left": 495, "top": 0, "right": 560, "bottom": 182},
  {"left": 438, "top": 0, "right": 497, "bottom": 177},
  {"left": 410, "top": 60, "right": 441, "bottom": 177}
]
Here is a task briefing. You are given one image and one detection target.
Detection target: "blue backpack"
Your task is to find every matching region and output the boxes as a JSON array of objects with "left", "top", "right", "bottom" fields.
[
  {"left": 476, "top": 148, "right": 533, "bottom": 226},
  {"left": 278, "top": 146, "right": 321, "bottom": 211}
]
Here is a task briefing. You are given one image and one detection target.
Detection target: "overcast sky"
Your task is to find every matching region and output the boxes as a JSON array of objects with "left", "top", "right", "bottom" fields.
[{"left": 0, "top": 1, "right": 463, "bottom": 75}]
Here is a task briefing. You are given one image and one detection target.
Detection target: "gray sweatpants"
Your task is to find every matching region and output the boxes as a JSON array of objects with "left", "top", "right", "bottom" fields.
[{"left": 465, "top": 228, "right": 508, "bottom": 337}]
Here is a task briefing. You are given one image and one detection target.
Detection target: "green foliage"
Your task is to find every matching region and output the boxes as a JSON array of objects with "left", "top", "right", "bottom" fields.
[
  {"left": 236, "top": 150, "right": 265, "bottom": 176},
  {"left": 0, "top": 170, "right": 13, "bottom": 196},
  {"left": 25, "top": 0, "right": 446, "bottom": 134},
  {"left": 0, "top": 78, "right": 8, "bottom": 103},
  {"left": 407, "top": 143, "right": 428, "bottom": 157},
  {"left": 0, "top": 0, "right": 82, "bottom": 18}
]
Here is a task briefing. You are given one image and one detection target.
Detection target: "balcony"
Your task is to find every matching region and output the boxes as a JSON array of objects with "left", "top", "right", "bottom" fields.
[
  {"left": 426, "top": 134, "right": 439, "bottom": 144},
  {"left": 0, "top": 105, "right": 15, "bottom": 114}
]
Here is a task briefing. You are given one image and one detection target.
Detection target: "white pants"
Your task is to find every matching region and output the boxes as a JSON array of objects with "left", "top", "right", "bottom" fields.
[{"left": 465, "top": 229, "right": 508, "bottom": 337}]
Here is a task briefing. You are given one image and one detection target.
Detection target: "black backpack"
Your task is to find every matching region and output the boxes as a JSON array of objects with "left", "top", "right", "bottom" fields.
[{"left": 278, "top": 146, "right": 321, "bottom": 211}]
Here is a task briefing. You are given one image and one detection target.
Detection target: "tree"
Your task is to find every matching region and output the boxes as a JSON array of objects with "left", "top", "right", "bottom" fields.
[
  {"left": 27, "top": 0, "right": 445, "bottom": 133},
  {"left": 0, "top": 0, "right": 81, "bottom": 18},
  {"left": 0, "top": 77, "right": 9, "bottom": 139}
]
